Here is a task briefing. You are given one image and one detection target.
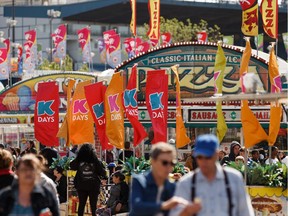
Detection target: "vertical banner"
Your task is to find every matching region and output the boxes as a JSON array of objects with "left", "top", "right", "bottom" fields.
[
  {"left": 171, "top": 65, "right": 190, "bottom": 148},
  {"left": 0, "top": 48, "right": 9, "bottom": 80},
  {"left": 124, "top": 64, "right": 147, "bottom": 146},
  {"left": 34, "top": 82, "right": 59, "bottom": 146},
  {"left": 24, "top": 30, "right": 37, "bottom": 73},
  {"left": 213, "top": 43, "right": 227, "bottom": 142},
  {"left": 282, "top": 33, "right": 288, "bottom": 57},
  {"left": 70, "top": 80, "right": 95, "bottom": 145},
  {"left": 146, "top": 69, "right": 168, "bottom": 143},
  {"left": 268, "top": 44, "right": 282, "bottom": 146},
  {"left": 107, "top": 34, "right": 122, "bottom": 68},
  {"left": 161, "top": 33, "right": 172, "bottom": 46},
  {"left": 136, "top": 41, "right": 150, "bottom": 54},
  {"left": 223, "top": 35, "right": 234, "bottom": 45},
  {"left": 85, "top": 82, "right": 112, "bottom": 150},
  {"left": 147, "top": 0, "right": 160, "bottom": 46},
  {"left": 77, "top": 27, "right": 91, "bottom": 64},
  {"left": 240, "top": 0, "right": 258, "bottom": 36},
  {"left": 254, "top": 33, "right": 264, "bottom": 51},
  {"left": 240, "top": 39, "right": 268, "bottom": 148},
  {"left": 52, "top": 24, "right": 67, "bottom": 60},
  {"left": 98, "top": 38, "right": 106, "bottom": 64},
  {"left": 130, "top": 0, "right": 137, "bottom": 37},
  {"left": 105, "top": 72, "right": 124, "bottom": 149},
  {"left": 57, "top": 79, "right": 75, "bottom": 146},
  {"left": 260, "top": 0, "right": 278, "bottom": 39},
  {"left": 17, "top": 45, "right": 23, "bottom": 76}
]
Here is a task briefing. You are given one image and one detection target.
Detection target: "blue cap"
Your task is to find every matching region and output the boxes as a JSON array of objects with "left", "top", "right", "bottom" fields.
[
  {"left": 193, "top": 134, "right": 219, "bottom": 157},
  {"left": 108, "top": 162, "right": 116, "bottom": 168}
]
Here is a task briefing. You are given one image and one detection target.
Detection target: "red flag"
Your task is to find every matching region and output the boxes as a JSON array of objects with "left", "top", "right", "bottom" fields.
[
  {"left": 108, "top": 34, "right": 121, "bottom": 54},
  {"left": 124, "top": 65, "right": 147, "bottom": 146},
  {"left": 52, "top": 24, "right": 67, "bottom": 60},
  {"left": 147, "top": 0, "right": 160, "bottom": 45},
  {"left": 197, "top": 31, "right": 208, "bottom": 42},
  {"left": 136, "top": 41, "right": 150, "bottom": 54},
  {"left": 146, "top": 69, "right": 168, "bottom": 143},
  {"left": 77, "top": 27, "right": 91, "bottom": 63},
  {"left": 0, "top": 48, "right": 9, "bottom": 80},
  {"left": 260, "top": 0, "right": 278, "bottom": 39},
  {"left": 161, "top": 33, "right": 172, "bottom": 45},
  {"left": 124, "top": 38, "right": 134, "bottom": 54},
  {"left": 34, "top": 82, "right": 59, "bottom": 146},
  {"left": 103, "top": 29, "right": 117, "bottom": 54},
  {"left": 85, "top": 82, "right": 113, "bottom": 150}
]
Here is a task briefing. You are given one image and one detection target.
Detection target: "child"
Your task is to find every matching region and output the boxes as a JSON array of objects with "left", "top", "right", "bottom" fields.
[{"left": 96, "top": 171, "right": 129, "bottom": 216}]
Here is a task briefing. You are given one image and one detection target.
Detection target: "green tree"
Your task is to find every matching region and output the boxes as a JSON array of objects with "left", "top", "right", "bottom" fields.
[
  {"left": 38, "top": 55, "right": 73, "bottom": 71},
  {"left": 139, "top": 17, "right": 223, "bottom": 43}
]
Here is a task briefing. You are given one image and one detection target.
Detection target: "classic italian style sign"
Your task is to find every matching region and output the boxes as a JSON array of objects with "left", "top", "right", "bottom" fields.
[{"left": 116, "top": 42, "right": 269, "bottom": 101}]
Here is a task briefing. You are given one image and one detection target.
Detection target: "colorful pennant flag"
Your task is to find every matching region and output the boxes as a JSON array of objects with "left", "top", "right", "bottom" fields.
[
  {"left": 146, "top": 69, "right": 168, "bottom": 143},
  {"left": 34, "top": 82, "right": 59, "bottom": 146},
  {"left": 197, "top": 31, "right": 208, "bottom": 42},
  {"left": 124, "top": 64, "right": 147, "bottom": 146},
  {"left": 85, "top": 82, "right": 113, "bottom": 150},
  {"left": 223, "top": 35, "right": 234, "bottom": 45},
  {"left": 130, "top": 0, "right": 137, "bottom": 37},
  {"left": 240, "top": 0, "right": 258, "bottom": 36},
  {"left": 124, "top": 38, "right": 134, "bottom": 58},
  {"left": 147, "top": 0, "right": 160, "bottom": 47},
  {"left": 0, "top": 48, "right": 9, "bottom": 80},
  {"left": 57, "top": 79, "right": 75, "bottom": 146},
  {"left": 213, "top": 43, "right": 227, "bottom": 142},
  {"left": 240, "top": 39, "right": 268, "bottom": 148},
  {"left": 171, "top": 65, "right": 191, "bottom": 148},
  {"left": 105, "top": 72, "right": 124, "bottom": 149},
  {"left": 103, "top": 30, "right": 122, "bottom": 68},
  {"left": 254, "top": 33, "right": 264, "bottom": 51},
  {"left": 52, "top": 24, "right": 67, "bottom": 60},
  {"left": 77, "top": 27, "right": 91, "bottom": 64},
  {"left": 136, "top": 41, "right": 150, "bottom": 54},
  {"left": 268, "top": 44, "right": 282, "bottom": 146},
  {"left": 24, "top": 30, "right": 37, "bottom": 73},
  {"left": 260, "top": 0, "right": 278, "bottom": 39},
  {"left": 70, "top": 80, "right": 95, "bottom": 145},
  {"left": 161, "top": 33, "right": 172, "bottom": 46}
]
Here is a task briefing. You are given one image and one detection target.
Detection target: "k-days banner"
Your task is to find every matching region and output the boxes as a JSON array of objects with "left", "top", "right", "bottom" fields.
[
  {"left": 34, "top": 82, "right": 59, "bottom": 146},
  {"left": 146, "top": 69, "right": 168, "bottom": 143}
]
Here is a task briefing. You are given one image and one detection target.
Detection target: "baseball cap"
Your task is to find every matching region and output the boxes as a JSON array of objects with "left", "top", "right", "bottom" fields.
[{"left": 193, "top": 134, "right": 219, "bottom": 157}]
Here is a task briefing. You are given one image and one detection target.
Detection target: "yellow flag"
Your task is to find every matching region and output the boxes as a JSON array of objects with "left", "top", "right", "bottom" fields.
[
  {"left": 214, "top": 43, "right": 226, "bottom": 94},
  {"left": 241, "top": 3, "right": 258, "bottom": 36},
  {"left": 171, "top": 65, "right": 191, "bottom": 148},
  {"left": 241, "top": 100, "right": 268, "bottom": 148},
  {"left": 130, "top": 0, "right": 137, "bottom": 37},
  {"left": 268, "top": 45, "right": 282, "bottom": 146},
  {"left": 105, "top": 72, "right": 124, "bottom": 149},
  {"left": 70, "top": 80, "right": 95, "bottom": 145},
  {"left": 216, "top": 102, "right": 227, "bottom": 143},
  {"left": 57, "top": 79, "right": 75, "bottom": 146}
]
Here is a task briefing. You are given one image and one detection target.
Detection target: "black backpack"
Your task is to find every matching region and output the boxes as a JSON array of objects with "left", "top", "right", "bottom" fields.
[{"left": 78, "top": 162, "right": 96, "bottom": 182}]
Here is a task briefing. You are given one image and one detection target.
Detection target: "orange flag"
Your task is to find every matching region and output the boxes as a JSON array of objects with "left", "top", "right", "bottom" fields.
[
  {"left": 105, "top": 72, "right": 124, "bottom": 149},
  {"left": 240, "top": 39, "right": 268, "bottom": 148},
  {"left": 130, "top": 0, "right": 137, "bottom": 37},
  {"left": 171, "top": 65, "right": 191, "bottom": 148},
  {"left": 70, "top": 80, "right": 95, "bottom": 145},
  {"left": 268, "top": 44, "right": 282, "bottom": 146},
  {"left": 57, "top": 79, "right": 75, "bottom": 146}
]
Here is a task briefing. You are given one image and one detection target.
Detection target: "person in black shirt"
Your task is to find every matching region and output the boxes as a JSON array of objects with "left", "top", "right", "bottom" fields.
[
  {"left": 118, "top": 142, "right": 133, "bottom": 164},
  {"left": 0, "top": 149, "right": 15, "bottom": 190},
  {"left": 53, "top": 166, "right": 67, "bottom": 203}
]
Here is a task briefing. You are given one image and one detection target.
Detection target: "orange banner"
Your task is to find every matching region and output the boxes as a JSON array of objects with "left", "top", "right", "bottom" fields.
[
  {"left": 105, "top": 72, "right": 124, "bottom": 149},
  {"left": 260, "top": 0, "right": 278, "bottom": 39},
  {"left": 130, "top": 0, "right": 137, "bottom": 37},
  {"left": 70, "top": 80, "right": 95, "bottom": 145},
  {"left": 241, "top": 2, "right": 258, "bottom": 36},
  {"left": 147, "top": 0, "right": 160, "bottom": 42},
  {"left": 171, "top": 65, "right": 191, "bottom": 148}
]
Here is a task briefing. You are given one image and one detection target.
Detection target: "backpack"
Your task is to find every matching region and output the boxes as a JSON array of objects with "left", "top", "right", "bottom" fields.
[{"left": 78, "top": 162, "right": 96, "bottom": 182}]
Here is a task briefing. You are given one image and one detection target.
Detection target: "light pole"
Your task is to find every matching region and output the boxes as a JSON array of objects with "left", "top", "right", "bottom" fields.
[
  {"left": 6, "top": 18, "right": 17, "bottom": 40},
  {"left": 47, "top": 9, "right": 61, "bottom": 62}
]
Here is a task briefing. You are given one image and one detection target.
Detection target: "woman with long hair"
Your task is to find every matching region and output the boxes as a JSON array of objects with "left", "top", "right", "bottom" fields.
[
  {"left": 70, "top": 143, "right": 107, "bottom": 216},
  {"left": 0, "top": 154, "right": 59, "bottom": 216}
]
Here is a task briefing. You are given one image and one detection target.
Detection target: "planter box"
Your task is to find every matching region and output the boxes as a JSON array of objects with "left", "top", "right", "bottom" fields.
[{"left": 246, "top": 186, "right": 287, "bottom": 216}]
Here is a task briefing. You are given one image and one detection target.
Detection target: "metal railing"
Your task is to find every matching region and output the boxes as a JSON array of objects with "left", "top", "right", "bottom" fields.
[{"left": 1, "top": 0, "right": 287, "bottom": 7}]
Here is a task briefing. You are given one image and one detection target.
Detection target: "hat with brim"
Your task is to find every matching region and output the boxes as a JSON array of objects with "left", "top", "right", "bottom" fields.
[{"left": 193, "top": 134, "right": 219, "bottom": 157}]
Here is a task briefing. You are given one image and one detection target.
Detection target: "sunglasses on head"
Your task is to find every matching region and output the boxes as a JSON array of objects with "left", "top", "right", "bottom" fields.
[
  {"left": 159, "top": 159, "right": 176, "bottom": 167},
  {"left": 196, "top": 155, "right": 213, "bottom": 160}
]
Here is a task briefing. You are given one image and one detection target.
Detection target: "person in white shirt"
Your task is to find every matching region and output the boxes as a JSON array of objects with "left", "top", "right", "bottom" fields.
[
  {"left": 169, "top": 134, "right": 254, "bottom": 216},
  {"left": 265, "top": 146, "right": 279, "bottom": 165}
]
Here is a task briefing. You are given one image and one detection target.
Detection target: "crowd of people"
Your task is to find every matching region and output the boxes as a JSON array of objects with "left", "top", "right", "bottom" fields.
[{"left": 0, "top": 135, "right": 287, "bottom": 216}]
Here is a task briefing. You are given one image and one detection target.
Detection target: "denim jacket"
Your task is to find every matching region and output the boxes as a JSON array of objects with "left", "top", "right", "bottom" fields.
[{"left": 129, "top": 171, "right": 176, "bottom": 216}]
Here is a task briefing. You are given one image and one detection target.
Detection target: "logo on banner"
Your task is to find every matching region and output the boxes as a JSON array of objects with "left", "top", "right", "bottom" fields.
[
  {"left": 149, "top": 92, "right": 164, "bottom": 119},
  {"left": 92, "top": 102, "right": 105, "bottom": 125},
  {"left": 108, "top": 94, "right": 121, "bottom": 120},
  {"left": 124, "top": 89, "right": 137, "bottom": 108},
  {"left": 73, "top": 99, "right": 88, "bottom": 121},
  {"left": 37, "top": 100, "right": 55, "bottom": 122}
]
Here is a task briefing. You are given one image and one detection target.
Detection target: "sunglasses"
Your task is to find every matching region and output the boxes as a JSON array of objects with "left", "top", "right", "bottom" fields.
[
  {"left": 159, "top": 159, "right": 176, "bottom": 167},
  {"left": 196, "top": 156, "right": 213, "bottom": 160}
]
